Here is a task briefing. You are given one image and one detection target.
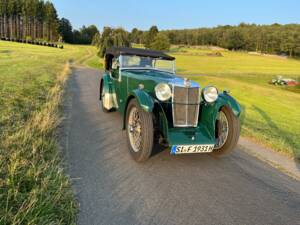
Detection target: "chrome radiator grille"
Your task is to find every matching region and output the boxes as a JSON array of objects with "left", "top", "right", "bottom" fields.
[{"left": 172, "top": 86, "right": 200, "bottom": 127}]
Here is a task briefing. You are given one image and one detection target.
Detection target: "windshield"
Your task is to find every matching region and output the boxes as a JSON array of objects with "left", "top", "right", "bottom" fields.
[{"left": 120, "top": 55, "right": 175, "bottom": 73}]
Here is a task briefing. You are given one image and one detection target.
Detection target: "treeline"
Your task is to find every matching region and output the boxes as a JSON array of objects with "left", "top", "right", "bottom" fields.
[
  {"left": 163, "top": 23, "right": 300, "bottom": 57},
  {"left": 93, "top": 25, "right": 171, "bottom": 57},
  {"left": 128, "top": 24, "right": 300, "bottom": 57},
  {"left": 93, "top": 23, "right": 300, "bottom": 57},
  {"left": 0, "top": 0, "right": 99, "bottom": 44},
  {"left": 0, "top": 0, "right": 59, "bottom": 41},
  {"left": 92, "top": 26, "right": 131, "bottom": 57},
  {"left": 58, "top": 18, "right": 99, "bottom": 44}
]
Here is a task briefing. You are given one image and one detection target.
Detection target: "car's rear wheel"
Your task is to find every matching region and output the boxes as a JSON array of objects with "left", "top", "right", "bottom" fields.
[
  {"left": 126, "top": 99, "right": 154, "bottom": 162},
  {"left": 211, "top": 106, "right": 240, "bottom": 156}
]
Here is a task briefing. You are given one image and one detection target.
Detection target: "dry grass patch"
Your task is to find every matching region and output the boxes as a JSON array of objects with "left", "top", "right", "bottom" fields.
[
  {"left": 0, "top": 63, "right": 77, "bottom": 225},
  {"left": 0, "top": 41, "right": 98, "bottom": 225}
]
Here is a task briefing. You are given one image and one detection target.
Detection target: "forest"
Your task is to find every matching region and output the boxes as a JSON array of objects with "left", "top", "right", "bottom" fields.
[
  {"left": 162, "top": 23, "right": 300, "bottom": 57},
  {"left": 1, "top": 1, "right": 300, "bottom": 57},
  {"left": 0, "top": 0, "right": 98, "bottom": 43},
  {"left": 0, "top": 0, "right": 59, "bottom": 41},
  {"left": 93, "top": 24, "right": 300, "bottom": 57}
]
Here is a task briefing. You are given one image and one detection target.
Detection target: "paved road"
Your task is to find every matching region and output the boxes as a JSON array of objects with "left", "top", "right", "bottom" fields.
[{"left": 62, "top": 67, "right": 300, "bottom": 225}]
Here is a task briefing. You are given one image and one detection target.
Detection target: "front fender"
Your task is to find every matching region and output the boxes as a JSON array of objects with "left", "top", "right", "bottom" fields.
[
  {"left": 122, "top": 89, "right": 155, "bottom": 130},
  {"left": 130, "top": 89, "right": 154, "bottom": 112},
  {"left": 217, "top": 93, "right": 241, "bottom": 117},
  {"left": 200, "top": 92, "right": 241, "bottom": 139}
]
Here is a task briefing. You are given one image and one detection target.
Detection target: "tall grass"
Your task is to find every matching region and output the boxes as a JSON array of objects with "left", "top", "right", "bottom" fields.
[
  {"left": 0, "top": 63, "right": 77, "bottom": 225},
  {"left": 0, "top": 41, "right": 99, "bottom": 224}
]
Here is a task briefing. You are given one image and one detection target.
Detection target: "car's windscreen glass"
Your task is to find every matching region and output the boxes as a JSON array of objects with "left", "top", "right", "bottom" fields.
[{"left": 121, "top": 55, "right": 174, "bottom": 73}]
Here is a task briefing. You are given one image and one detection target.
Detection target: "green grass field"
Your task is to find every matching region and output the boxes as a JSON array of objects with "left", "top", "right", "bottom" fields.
[
  {"left": 0, "top": 41, "right": 299, "bottom": 223},
  {"left": 0, "top": 41, "right": 100, "bottom": 224},
  {"left": 171, "top": 46, "right": 300, "bottom": 159}
]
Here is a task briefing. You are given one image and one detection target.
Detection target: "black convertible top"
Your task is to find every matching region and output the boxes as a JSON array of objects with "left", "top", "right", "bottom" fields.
[{"left": 105, "top": 47, "right": 175, "bottom": 60}]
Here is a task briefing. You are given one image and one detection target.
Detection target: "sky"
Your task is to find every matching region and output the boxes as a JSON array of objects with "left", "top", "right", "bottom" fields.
[{"left": 50, "top": 0, "right": 300, "bottom": 31}]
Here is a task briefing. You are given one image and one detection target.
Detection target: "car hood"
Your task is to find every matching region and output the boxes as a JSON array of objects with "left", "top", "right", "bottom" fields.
[{"left": 122, "top": 69, "right": 200, "bottom": 88}]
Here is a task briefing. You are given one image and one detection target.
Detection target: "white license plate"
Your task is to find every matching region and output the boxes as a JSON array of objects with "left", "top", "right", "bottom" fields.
[{"left": 171, "top": 144, "right": 215, "bottom": 154}]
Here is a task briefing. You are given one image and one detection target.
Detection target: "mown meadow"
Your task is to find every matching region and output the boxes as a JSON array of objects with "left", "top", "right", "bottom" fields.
[
  {"left": 171, "top": 46, "right": 300, "bottom": 159},
  {"left": 0, "top": 41, "right": 99, "bottom": 225}
]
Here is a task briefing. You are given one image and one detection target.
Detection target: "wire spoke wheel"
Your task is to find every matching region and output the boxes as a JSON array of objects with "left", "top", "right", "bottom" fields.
[
  {"left": 211, "top": 106, "right": 240, "bottom": 156},
  {"left": 215, "top": 111, "right": 229, "bottom": 149},
  {"left": 128, "top": 106, "right": 143, "bottom": 152},
  {"left": 126, "top": 99, "right": 154, "bottom": 162}
]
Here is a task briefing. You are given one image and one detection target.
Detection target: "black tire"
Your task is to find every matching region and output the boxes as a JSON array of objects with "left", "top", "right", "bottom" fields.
[
  {"left": 100, "top": 81, "right": 110, "bottom": 113},
  {"left": 211, "top": 106, "right": 240, "bottom": 156},
  {"left": 126, "top": 99, "right": 154, "bottom": 162}
]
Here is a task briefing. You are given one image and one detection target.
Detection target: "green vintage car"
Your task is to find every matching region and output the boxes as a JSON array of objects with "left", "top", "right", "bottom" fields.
[{"left": 100, "top": 47, "right": 241, "bottom": 162}]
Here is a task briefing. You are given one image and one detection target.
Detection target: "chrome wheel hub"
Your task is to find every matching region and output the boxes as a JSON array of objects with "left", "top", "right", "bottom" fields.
[
  {"left": 215, "top": 111, "right": 229, "bottom": 149},
  {"left": 128, "top": 107, "right": 142, "bottom": 152}
]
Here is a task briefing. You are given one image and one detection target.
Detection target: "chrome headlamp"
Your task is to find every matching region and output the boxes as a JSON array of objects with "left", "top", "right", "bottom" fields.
[
  {"left": 155, "top": 83, "right": 172, "bottom": 101},
  {"left": 202, "top": 86, "right": 218, "bottom": 103}
]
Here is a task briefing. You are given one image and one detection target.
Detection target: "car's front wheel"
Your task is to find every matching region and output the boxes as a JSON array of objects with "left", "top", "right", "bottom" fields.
[
  {"left": 126, "top": 99, "right": 154, "bottom": 162},
  {"left": 211, "top": 106, "right": 240, "bottom": 156}
]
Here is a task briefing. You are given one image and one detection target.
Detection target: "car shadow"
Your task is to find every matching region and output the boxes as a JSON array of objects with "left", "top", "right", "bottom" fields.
[
  {"left": 151, "top": 141, "right": 166, "bottom": 157},
  {"left": 252, "top": 105, "right": 300, "bottom": 170}
]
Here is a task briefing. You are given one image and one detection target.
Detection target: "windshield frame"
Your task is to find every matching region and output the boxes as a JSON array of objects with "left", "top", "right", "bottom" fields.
[{"left": 119, "top": 54, "right": 176, "bottom": 74}]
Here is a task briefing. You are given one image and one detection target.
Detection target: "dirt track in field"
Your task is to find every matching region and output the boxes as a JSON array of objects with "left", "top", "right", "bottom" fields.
[{"left": 61, "top": 67, "right": 300, "bottom": 225}]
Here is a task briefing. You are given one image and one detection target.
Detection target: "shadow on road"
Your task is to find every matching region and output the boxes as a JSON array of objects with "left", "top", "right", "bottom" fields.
[{"left": 252, "top": 105, "right": 300, "bottom": 170}]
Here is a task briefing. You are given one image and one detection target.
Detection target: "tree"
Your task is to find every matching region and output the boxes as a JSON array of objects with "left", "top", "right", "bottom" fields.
[
  {"left": 44, "top": 2, "right": 59, "bottom": 41},
  {"left": 0, "top": 0, "right": 102, "bottom": 44},
  {"left": 92, "top": 32, "right": 101, "bottom": 46},
  {"left": 97, "top": 26, "right": 130, "bottom": 57},
  {"left": 58, "top": 18, "right": 73, "bottom": 43},
  {"left": 71, "top": 25, "right": 99, "bottom": 44},
  {"left": 130, "top": 27, "right": 143, "bottom": 44},
  {"left": 80, "top": 25, "right": 98, "bottom": 44},
  {"left": 224, "top": 29, "right": 245, "bottom": 50},
  {"left": 150, "top": 33, "right": 170, "bottom": 51},
  {"left": 98, "top": 26, "right": 113, "bottom": 57},
  {"left": 112, "top": 27, "right": 130, "bottom": 47},
  {"left": 144, "top": 25, "right": 158, "bottom": 48}
]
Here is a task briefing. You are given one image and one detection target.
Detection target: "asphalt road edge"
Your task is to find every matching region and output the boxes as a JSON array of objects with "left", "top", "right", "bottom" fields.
[{"left": 238, "top": 137, "right": 300, "bottom": 181}]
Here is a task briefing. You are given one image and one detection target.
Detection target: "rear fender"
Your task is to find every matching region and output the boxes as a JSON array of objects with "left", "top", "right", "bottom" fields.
[{"left": 100, "top": 73, "right": 117, "bottom": 110}]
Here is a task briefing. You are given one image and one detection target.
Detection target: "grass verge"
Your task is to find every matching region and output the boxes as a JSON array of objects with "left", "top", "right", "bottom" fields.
[
  {"left": 0, "top": 63, "right": 76, "bottom": 225},
  {"left": 0, "top": 41, "right": 99, "bottom": 224},
  {"left": 84, "top": 54, "right": 103, "bottom": 70}
]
